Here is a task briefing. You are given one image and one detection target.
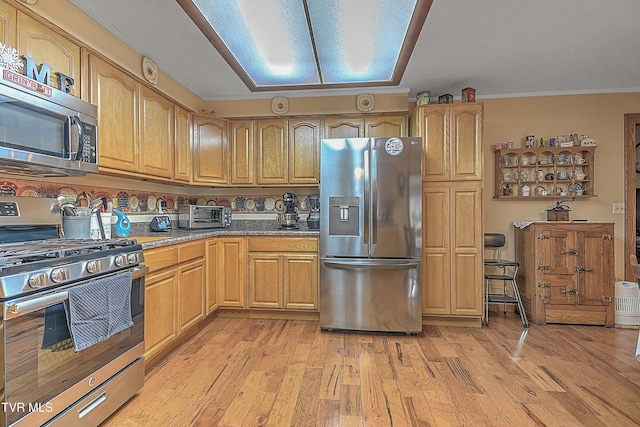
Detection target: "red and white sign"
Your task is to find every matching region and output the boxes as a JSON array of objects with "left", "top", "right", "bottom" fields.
[{"left": 2, "top": 68, "right": 52, "bottom": 97}]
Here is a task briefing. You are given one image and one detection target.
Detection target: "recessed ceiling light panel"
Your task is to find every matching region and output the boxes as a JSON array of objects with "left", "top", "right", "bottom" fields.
[{"left": 179, "top": 0, "right": 432, "bottom": 91}]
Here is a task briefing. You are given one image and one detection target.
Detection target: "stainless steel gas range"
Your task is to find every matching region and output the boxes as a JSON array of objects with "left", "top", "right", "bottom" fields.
[{"left": 0, "top": 196, "right": 146, "bottom": 427}]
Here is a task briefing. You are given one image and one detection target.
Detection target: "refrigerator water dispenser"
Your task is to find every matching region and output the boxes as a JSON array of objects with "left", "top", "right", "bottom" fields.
[{"left": 328, "top": 196, "right": 359, "bottom": 236}]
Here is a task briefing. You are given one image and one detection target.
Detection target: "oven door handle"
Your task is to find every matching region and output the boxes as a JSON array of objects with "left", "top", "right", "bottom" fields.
[
  {"left": 5, "top": 291, "right": 69, "bottom": 319},
  {"left": 4, "top": 266, "right": 148, "bottom": 319}
]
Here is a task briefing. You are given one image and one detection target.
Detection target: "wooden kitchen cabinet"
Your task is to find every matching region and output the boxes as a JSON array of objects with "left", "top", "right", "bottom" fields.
[
  {"left": 192, "top": 115, "right": 229, "bottom": 185},
  {"left": 143, "top": 245, "right": 179, "bottom": 364},
  {"left": 0, "top": 2, "right": 17, "bottom": 51},
  {"left": 177, "top": 241, "right": 205, "bottom": 333},
  {"left": 17, "top": 11, "right": 82, "bottom": 97},
  {"left": 288, "top": 118, "right": 320, "bottom": 184},
  {"left": 248, "top": 237, "right": 318, "bottom": 311},
  {"left": 256, "top": 119, "right": 288, "bottom": 185},
  {"left": 514, "top": 222, "right": 615, "bottom": 326},
  {"left": 365, "top": 115, "right": 407, "bottom": 137},
  {"left": 143, "top": 241, "right": 205, "bottom": 365},
  {"left": 173, "top": 105, "right": 191, "bottom": 182},
  {"left": 422, "top": 183, "right": 483, "bottom": 318},
  {"left": 218, "top": 237, "right": 247, "bottom": 308},
  {"left": 411, "top": 104, "right": 482, "bottom": 181},
  {"left": 229, "top": 118, "right": 319, "bottom": 186},
  {"left": 206, "top": 238, "right": 219, "bottom": 314},
  {"left": 323, "top": 114, "right": 408, "bottom": 139},
  {"left": 90, "top": 55, "right": 139, "bottom": 174},
  {"left": 230, "top": 119, "right": 254, "bottom": 185},
  {"left": 139, "top": 85, "right": 174, "bottom": 179}
]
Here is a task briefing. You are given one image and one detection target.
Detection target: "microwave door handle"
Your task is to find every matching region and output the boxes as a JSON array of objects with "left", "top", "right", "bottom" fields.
[{"left": 67, "top": 115, "right": 83, "bottom": 160}]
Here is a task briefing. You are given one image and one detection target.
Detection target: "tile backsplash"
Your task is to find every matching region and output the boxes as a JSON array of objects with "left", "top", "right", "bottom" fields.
[{"left": 0, "top": 178, "right": 317, "bottom": 215}]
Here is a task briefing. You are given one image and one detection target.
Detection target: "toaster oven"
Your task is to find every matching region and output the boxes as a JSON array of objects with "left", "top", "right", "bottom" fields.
[{"left": 178, "top": 205, "right": 232, "bottom": 229}]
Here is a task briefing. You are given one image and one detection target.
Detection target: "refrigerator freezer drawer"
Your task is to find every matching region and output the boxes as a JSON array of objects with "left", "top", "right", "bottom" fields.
[{"left": 320, "top": 258, "right": 422, "bottom": 333}]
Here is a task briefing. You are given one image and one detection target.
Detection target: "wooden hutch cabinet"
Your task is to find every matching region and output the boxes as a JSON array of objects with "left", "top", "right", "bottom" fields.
[{"left": 514, "top": 222, "right": 615, "bottom": 326}]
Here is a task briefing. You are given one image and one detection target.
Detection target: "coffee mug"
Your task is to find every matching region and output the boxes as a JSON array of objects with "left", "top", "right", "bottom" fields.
[
  {"left": 557, "top": 171, "right": 568, "bottom": 180},
  {"left": 521, "top": 185, "right": 530, "bottom": 196},
  {"left": 520, "top": 156, "right": 529, "bottom": 166}
]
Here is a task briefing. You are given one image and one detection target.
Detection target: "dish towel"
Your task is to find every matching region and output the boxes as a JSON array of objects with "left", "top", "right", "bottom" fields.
[
  {"left": 513, "top": 221, "right": 534, "bottom": 229},
  {"left": 64, "top": 271, "right": 133, "bottom": 352}
]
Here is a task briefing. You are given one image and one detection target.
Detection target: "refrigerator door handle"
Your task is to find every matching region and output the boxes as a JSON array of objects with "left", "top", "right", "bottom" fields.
[
  {"left": 371, "top": 147, "right": 378, "bottom": 245},
  {"left": 363, "top": 148, "right": 370, "bottom": 245},
  {"left": 322, "top": 260, "right": 420, "bottom": 270}
]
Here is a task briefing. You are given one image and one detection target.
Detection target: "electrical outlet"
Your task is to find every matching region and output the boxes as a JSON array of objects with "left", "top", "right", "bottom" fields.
[{"left": 613, "top": 203, "right": 625, "bottom": 214}]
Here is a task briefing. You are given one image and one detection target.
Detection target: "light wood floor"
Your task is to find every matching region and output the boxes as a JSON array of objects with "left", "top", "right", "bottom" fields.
[{"left": 101, "top": 314, "right": 640, "bottom": 427}]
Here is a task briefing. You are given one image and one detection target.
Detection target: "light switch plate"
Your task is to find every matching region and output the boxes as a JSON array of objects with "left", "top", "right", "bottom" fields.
[{"left": 613, "top": 203, "right": 625, "bottom": 214}]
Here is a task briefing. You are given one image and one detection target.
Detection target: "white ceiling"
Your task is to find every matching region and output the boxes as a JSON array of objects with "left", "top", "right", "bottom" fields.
[{"left": 68, "top": 0, "right": 640, "bottom": 101}]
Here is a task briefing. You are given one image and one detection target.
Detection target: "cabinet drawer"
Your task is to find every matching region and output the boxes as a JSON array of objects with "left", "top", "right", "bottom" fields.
[
  {"left": 249, "top": 237, "right": 317, "bottom": 253},
  {"left": 144, "top": 246, "right": 178, "bottom": 273},
  {"left": 179, "top": 241, "right": 206, "bottom": 263}
]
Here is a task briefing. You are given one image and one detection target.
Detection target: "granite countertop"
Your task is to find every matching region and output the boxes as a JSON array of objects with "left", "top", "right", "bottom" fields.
[{"left": 128, "top": 220, "right": 319, "bottom": 249}]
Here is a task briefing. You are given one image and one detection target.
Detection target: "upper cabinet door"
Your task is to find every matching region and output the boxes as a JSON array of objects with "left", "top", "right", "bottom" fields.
[
  {"left": 174, "top": 105, "right": 191, "bottom": 183},
  {"left": 450, "top": 104, "right": 482, "bottom": 181},
  {"left": 365, "top": 115, "right": 407, "bottom": 137},
  {"left": 230, "top": 120, "right": 254, "bottom": 185},
  {"left": 256, "top": 119, "right": 288, "bottom": 185},
  {"left": 192, "top": 116, "right": 229, "bottom": 185},
  {"left": 418, "top": 106, "right": 449, "bottom": 181},
  {"left": 415, "top": 104, "right": 483, "bottom": 182},
  {"left": 288, "top": 118, "right": 320, "bottom": 184},
  {"left": 17, "top": 12, "right": 81, "bottom": 97},
  {"left": 89, "top": 56, "right": 139, "bottom": 173},
  {"left": 0, "top": 2, "right": 16, "bottom": 48},
  {"left": 324, "top": 117, "right": 364, "bottom": 139},
  {"left": 139, "top": 86, "right": 174, "bottom": 179}
]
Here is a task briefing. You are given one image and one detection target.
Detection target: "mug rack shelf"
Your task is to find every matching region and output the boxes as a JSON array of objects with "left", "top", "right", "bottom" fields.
[{"left": 494, "top": 146, "right": 596, "bottom": 199}]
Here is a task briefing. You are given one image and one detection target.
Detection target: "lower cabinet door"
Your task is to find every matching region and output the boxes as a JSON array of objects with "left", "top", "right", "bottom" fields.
[
  {"left": 177, "top": 259, "right": 205, "bottom": 332},
  {"left": 145, "top": 269, "right": 178, "bottom": 360}
]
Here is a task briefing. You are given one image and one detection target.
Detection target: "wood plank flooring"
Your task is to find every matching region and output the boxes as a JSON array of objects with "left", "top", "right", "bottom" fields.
[{"left": 101, "top": 314, "right": 640, "bottom": 426}]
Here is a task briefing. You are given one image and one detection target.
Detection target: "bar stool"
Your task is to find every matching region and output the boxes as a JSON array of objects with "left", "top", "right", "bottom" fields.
[{"left": 483, "top": 233, "right": 528, "bottom": 327}]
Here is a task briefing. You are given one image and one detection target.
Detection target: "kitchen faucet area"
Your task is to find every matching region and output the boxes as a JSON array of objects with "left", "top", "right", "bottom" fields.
[{"left": 0, "top": 0, "right": 639, "bottom": 425}]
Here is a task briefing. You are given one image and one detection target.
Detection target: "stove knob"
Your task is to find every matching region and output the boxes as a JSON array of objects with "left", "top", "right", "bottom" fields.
[
  {"left": 86, "top": 260, "right": 102, "bottom": 274},
  {"left": 8, "top": 304, "right": 18, "bottom": 314},
  {"left": 50, "top": 268, "right": 70, "bottom": 283},
  {"left": 29, "top": 273, "right": 49, "bottom": 288},
  {"left": 115, "top": 255, "right": 128, "bottom": 267},
  {"left": 127, "top": 254, "right": 138, "bottom": 264}
]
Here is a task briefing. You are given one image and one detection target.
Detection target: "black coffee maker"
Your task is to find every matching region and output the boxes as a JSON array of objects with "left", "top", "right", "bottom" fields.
[
  {"left": 281, "top": 192, "right": 298, "bottom": 228},
  {"left": 307, "top": 194, "right": 319, "bottom": 229}
]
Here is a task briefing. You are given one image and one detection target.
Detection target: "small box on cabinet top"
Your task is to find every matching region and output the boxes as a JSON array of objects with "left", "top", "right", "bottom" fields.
[
  {"left": 438, "top": 93, "right": 454, "bottom": 104},
  {"left": 462, "top": 87, "right": 476, "bottom": 103}
]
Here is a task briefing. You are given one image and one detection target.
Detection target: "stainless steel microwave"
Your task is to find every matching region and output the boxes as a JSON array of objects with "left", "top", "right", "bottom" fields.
[
  {"left": 178, "top": 205, "right": 232, "bottom": 229},
  {"left": 0, "top": 68, "right": 98, "bottom": 177}
]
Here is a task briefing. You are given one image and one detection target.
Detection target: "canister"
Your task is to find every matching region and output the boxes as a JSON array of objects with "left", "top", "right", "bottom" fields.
[
  {"left": 62, "top": 216, "right": 91, "bottom": 239},
  {"left": 416, "top": 91, "right": 431, "bottom": 105},
  {"left": 461, "top": 87, "right": 476, "bottom": 103},
  {"left": 438, "top": 93, "right": 453, "bottom": 104}
]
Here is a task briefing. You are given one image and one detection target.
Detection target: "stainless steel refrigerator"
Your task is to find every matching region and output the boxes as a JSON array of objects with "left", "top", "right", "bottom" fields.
[{"left": 320, "top": 137, "right": 422, "bottom": 333}]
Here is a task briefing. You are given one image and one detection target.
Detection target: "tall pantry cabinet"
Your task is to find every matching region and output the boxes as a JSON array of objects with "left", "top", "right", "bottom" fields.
[{"left": 412, "top": 103, "right": 484, "bottom": 325}]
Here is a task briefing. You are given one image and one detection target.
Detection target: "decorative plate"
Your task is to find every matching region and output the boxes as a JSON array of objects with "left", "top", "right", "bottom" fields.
[
  {"left": 216, "top": 198, "right": 231, "bottom": 207},
  {"left": 165, "top": 198, "right": 175, "bottom": 210},
  {"left": 142, "top": 57, "right": 158, "bottom": 85},
  {"left": 264, "top": 197, "right": 276, "bottom": 211},
  {"left": 245, "top": 198, "right": 255, "bottom": 210},
  {"left": 129, "top": 195, "right": 139, "bottom": 212},
  {"left": 206, "top": 199, "right": 217, "bottom": 206},
  {"left": 19, "top": 186, "right": 38, "bottom": 197},
  {"left": 356, "top": 94, "right": 374, "bottom": 112},
  {"left": 275, "top": 199, "right": 284, "bottom": 212},
  {"left": 156, "top": 198, "right": 165, "bottom": 211},
  {"left": 272, "top": 97, "right": 289, "bottom": 115},
  {"left": 147, "top": 194, "right": 157, "bottom": 211},
  {"left": 196, "top": 197, "right": 207, "bottom": 206},
  {"left": 235, "top": 197, "right": 245, "bottom": 210},
  {"left": 58, "top": 187, "right": 78, "bottom": 203}
]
